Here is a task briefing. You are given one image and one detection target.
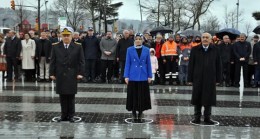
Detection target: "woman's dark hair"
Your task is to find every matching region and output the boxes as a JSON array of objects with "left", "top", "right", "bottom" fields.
[
  {"left": 24, "top": 33, "right": 31, "bottom": 39},
  {"left": 51, "top": 31, "right": 57, "bottom": 37}
]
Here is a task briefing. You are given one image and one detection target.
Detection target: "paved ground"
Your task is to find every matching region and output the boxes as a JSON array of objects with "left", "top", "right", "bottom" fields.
[{"left": 0, "top": 79, "right": 259, "bottom": 139}]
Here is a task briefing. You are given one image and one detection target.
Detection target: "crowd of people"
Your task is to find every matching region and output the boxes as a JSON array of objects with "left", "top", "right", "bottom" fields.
[{"left": 0, "top": 27, "right": 260, "bottom": 88}]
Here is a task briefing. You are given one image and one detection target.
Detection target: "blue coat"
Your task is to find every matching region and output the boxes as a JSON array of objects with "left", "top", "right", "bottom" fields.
[{"left": 124, "top": 46, "right": 153, "bottom": 81}]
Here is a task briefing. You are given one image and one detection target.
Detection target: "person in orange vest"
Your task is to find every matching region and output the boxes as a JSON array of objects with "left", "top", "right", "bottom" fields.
[
  {"left": 161, "top": 34, "right": 178, "bottom": 85},
  {"left": 175, "top": 34, "right": 181, "bottom": 45},
  {"left": 191, "top": 36, "right": 201, "bottom": 47}
]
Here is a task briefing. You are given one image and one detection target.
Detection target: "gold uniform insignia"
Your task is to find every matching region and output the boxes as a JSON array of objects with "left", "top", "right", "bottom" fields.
[
  {"left": 52, "top": 42, "right": 59, "bottom": 46},
  {"left": 74, "top": 42, "right": 82, "bottom": 46}
]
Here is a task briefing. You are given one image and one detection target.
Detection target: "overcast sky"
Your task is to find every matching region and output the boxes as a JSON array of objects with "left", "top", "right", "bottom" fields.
[{"left": 1, "top": 0, "right": 259, "bottom": 34}]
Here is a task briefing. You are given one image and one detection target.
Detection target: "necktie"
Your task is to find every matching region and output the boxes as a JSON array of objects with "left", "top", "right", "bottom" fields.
[
  {"left": 65, "top": 45, "right": 69, "bottom": 54},
  {"left": 65, "top": 44, "right": 69, "bottom": 49}
]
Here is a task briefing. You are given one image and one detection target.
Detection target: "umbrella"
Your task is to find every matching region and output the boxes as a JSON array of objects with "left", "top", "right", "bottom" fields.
[
  {"left": 181, "top": 30, "right": 201, "bottom": 37},
  {"left": 116, "top": 29, "right": 124, "bottom": 35},
  {"left": 216, "top": 28, "right": 241, "bottom": 40},
  {"left": 150, "top": 26, "right": 173, "bottom": 35},
  {"left": 253, "top": 25, "right": 260, "bottom": 34}
]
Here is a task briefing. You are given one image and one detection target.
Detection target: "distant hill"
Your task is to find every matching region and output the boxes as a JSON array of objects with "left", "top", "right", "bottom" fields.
[
  {"left": 116, "top": 19, "right": 155, "bottom": 33},
  {"left": 0, "top": 8, "right": 155, "bottom": 33}
]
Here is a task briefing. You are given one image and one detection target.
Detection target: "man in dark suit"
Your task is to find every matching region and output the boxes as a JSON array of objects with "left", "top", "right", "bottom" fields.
[
  {"left": 50, "top": 27, "right": 85, "bottom": 122},
  {"left": 3, "top": 30, "right": 22, "bottom": 81},
  {"left": 233, "top": 33, "right": 251, "bottom": 87},
  {"left": 82, "top": 27, "right": 100, "bottom": 83},
  {"left": 116, "top": 30, "right": 134, "bottom": 83},
  {"left": 36, "top": 32, "right": 52, "bottom": 82},
  {"left": 188, "top": 33, "right": 222, "bottom": 125},
  {"left": 218, "top": 35, "right": 232, "bottom": 87}
]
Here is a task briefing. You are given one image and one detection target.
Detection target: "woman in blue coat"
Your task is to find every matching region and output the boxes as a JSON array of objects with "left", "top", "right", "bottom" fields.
[{"left": 124, "top": 33, "right": 153, "bottom": 122}]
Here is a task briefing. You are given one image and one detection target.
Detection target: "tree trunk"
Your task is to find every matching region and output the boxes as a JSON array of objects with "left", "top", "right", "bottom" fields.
[
  {"left": 171, "top": 0, "right": 174, "bottom": 32},
  {"left": 98, "top": 0, "right": 102, "bottom": 33},
  {"left": 157, "top": 0, "right": 160, "bottom": 27},
  {"left": 104, "top": 0, "right": 107, "bottom": 33},
  {"left": 197, "top": 18, "right": 201, "bottom": 31},
  {"left": 91, "top": 8, "right": 96, "bottom": 31}
]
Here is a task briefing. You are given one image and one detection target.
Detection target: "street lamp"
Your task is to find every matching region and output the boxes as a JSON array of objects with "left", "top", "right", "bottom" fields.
[
  {"left": 45, "top": 0, "right": 49, "bottom": 29},
  {"left": 236, "top": 0, "right": 239, "bottom": 30}
]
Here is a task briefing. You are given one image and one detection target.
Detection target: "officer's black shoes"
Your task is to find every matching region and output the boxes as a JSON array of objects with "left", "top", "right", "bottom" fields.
[
  {"left": 57, "top": 117, "right": 69, "bottom": 122},
  {"left": 204, "top": 118, "right": 215, "bottom": 125},
  {"left": 191, "top": 117, "right": 201, "bottom": 124},
  {"left": 69, "top": 118, "right": 77, "bottom": 123},
  {"left": 252, "top": 84, "right": 258, "bottom": 88}
]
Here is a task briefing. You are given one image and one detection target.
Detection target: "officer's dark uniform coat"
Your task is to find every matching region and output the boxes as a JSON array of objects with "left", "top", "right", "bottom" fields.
[{"left": 50, "top": 42, "right": 85, "bottom": 94}]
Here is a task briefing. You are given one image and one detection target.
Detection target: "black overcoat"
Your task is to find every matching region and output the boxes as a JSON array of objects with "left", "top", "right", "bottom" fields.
[
  {"left": 188, "top": 44, "right": 222, "bottom": 106},
  {"left": 50, "top": 42, "right": 85, "bottom": 95}
]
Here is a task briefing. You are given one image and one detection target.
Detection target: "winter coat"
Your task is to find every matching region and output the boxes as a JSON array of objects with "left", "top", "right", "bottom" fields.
[
  {"left": 124, "top": 46, "right": 153, "bottom": 81},
  {"left": 4, "top": 36, "right": 22, "bottom": 58},
  {"left": 188, "top": 44, "right": 222, "bottom": 106},
  {"left": 21, "top": 39, "right": 36, "bottom": 69},
  {"left": 218, "top": 42, "right": 233, "bottom": 63},
  {"left": 82, "top": 36, "right": 100, "bottom": 60},
  {"left": 100, "top": 37, "right": 117, "bottom": 60},
  {"left": 150, "top": 48, "right": 158, "bottom": 73},
  {"left": 36, "top": 39, "right": 52, "bottom": 63},
  {"left": 50, "top": 41, "right": 85, "bottom": 95},
  {"left": 233, "top": 41, "right": 251, "bottom": 62},
  {"left": 116, "top": 38, "right": 134, "bottom": 61},
  {"left": 178, "top": 44, "right": 192, "bottom": 66}
]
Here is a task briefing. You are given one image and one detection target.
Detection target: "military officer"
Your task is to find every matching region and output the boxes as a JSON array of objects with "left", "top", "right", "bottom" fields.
[{"left": 50, "top": 27, "right": 85, "bottom": 122}]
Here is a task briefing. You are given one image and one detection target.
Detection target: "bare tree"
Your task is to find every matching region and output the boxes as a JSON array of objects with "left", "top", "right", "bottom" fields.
[
  {"left": 245, "top": 22, "right": 252, "bottom": 36},
  {"left": 142, "top": 0, "right": 214, "bottom": 32},
  {"left": 201, "top": 15, "right": 220, "bottom": 32},
  {"left": 14, "top": 0, "right": 31, "bottom": 31},
  {"left": 223, "top": 5, "right": 244, "bottom": 28},
  {"left": 223, "top": 5, "right": 229, "bottom": 28},
  {"left": 50, "top": 0, "right": 88, "bottom": 30},
  {"left": 79, "top": 0, "right": 99, "bottom": 31},
  {"left": 186, "top": 0, "right": 214, "bottom": 30}
]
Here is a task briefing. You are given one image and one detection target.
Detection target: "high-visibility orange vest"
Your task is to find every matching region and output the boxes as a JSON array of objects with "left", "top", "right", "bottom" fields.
[
  {"left": 161, "top": 41, "right": 178, "bottom": 56},
  {"left": 191, "top": 42, "right": 201, "bottom": 47},
  {"left": 179, "top": 44, "right": 192, "bottom": 51}
]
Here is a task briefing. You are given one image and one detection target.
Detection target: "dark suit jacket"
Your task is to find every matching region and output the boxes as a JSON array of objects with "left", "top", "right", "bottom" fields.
[
  {"left": 233, "top": 41, "right": 251, "bottom": 62},
  {"left": 50, "top": 41, "right": 85, "bottom": 95},
  {"left": 218, "top": 42, "right": 233, "bottom": 63},
  {"left": 116, "top": 38, "right": 134, "bottom": 61},
  {"left": 4, "top": 37, "right": 22, "bottom": 58},
  {"left": 36, "top": 39, "right": 52, "bottom": 63}
]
